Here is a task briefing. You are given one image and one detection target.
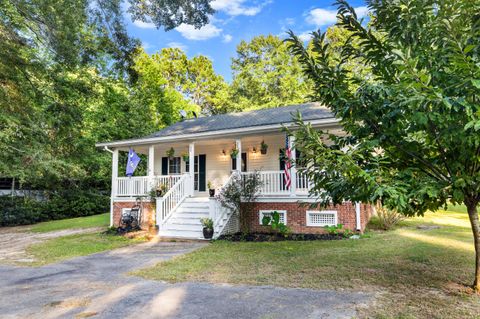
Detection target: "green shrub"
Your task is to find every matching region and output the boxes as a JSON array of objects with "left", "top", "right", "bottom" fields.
[
  {"left": 261, "top": 211, "right": 291, "bottom": 236},
  {"left": 0, "top": 189, "right": 109, "bottom": 227}
]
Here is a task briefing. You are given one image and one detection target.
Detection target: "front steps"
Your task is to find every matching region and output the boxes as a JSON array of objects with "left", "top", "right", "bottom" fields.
[{"left": 158, "top": 197, "right": 210, "bottom": 239}]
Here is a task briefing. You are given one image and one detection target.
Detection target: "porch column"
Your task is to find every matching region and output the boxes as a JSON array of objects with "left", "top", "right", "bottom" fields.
[
  {"left": 148, "top": 145, "right": 155, "bottom": 191},
  {"left": 110, "top": 148, "right": 119, "bottom": 226},
  {"left": 189, "top": 142, "right": 195, "bottom": 196},
  {"left": 236, "top": 139, "right": 242, "bottom": 172},
  {"left": 289, "top": 135, "right": 297, "bottom": 196}
]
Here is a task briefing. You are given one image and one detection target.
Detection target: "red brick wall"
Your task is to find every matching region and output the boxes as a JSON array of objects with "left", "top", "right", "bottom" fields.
[
  {"left": 112, "top": 200, "right": 155, "bottom": 231},
  {"left": 240, "top": 201, "right": 371, "bottom": 234}
]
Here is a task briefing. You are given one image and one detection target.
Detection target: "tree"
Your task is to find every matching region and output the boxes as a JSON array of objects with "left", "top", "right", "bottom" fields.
[
  {"left": 231, "top": 34, "right": 313, "bottom": 110},
  {"left": 286, "top": 0, "right": 480, "bottom": 290},
  {"left": 133, "top": 48, "right": 230, "bottom": 117},
  {"left": 128, "top": 0, "right": 214, "bottom": 30}
]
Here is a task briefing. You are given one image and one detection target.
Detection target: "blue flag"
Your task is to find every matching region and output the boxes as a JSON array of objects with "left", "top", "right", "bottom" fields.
[{"left": 126, "top": 149, "right": 141, "bottom": 177}]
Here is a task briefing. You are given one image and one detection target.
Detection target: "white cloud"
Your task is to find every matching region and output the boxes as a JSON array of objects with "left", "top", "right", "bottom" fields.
[
  {"left": 133, "top": 20, "right": 155, "bottom": 29},
  {"left": 285, "top": 18, "right": 295, "bottom": 26},
  {"left": 176, "top": 23, "right": 222, "bottom": 40},
  {"left": 211, "top": 0, "right": 270, "bottom": 16},
  {"left": 306, "top": 6, "right": 369, "bottom": 27},
  {"left": 222, "top": 34, "right": 233, "bottom": 43},
  {"left": 167, "top": 42, "right": 188, "bottom": 52},
  {"left": 298, "top": 31, "right": 313, "bottom": 42},
  {"left": 142, "top": 41, "right": 153, "bottom": 50},
  {"left": 306, "top": 8, "right": 337, "bottom": 26}
]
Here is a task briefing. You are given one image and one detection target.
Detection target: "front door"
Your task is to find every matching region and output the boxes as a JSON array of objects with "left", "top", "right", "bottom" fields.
[{"left": 188, "top": 154, "right": 206, "bottom": 192}]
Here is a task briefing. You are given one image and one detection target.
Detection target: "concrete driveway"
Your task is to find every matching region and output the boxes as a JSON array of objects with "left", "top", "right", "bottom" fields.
[{"left": 0, "top": 241, "right": 373, "bottom": 319}]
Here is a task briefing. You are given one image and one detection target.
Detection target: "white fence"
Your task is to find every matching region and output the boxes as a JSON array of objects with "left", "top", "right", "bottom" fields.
[
  {"left": 115, "top": 175, "right": 182, "bottom": 197},
  {"left": 241, "top": 170, "right": 311, "bottom": 196}
]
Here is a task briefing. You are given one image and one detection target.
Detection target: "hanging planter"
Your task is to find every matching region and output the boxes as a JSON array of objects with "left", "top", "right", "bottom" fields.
[
  {"left": 260, "top": 140, "right": 268, "bottom": 155},
  {"left": 166, "top": 147, "right": 175, "bottom": 159},
  {"left": 230, "top": 148, "right": 239, "bottom": 159},
  {"left": 182, "top": 153, "right": 189, "bottom": 162}
]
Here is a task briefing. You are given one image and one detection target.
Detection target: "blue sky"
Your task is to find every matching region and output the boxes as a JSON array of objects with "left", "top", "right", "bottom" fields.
[{"left": 124, "top": 0, "right": 367, "bottom": 82}]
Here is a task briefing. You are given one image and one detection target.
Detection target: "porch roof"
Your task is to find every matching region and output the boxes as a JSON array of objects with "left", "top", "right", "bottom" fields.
[{"left": 96, "top": 103, "right": 337, "bottom": 148}]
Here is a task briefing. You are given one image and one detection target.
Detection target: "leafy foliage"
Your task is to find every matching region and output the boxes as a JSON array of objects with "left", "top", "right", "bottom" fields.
[
  {"left": 127, "top": 0, "right": 214, "bottom": 31},
  {"left": 217, "top": 172, "right": 263, "bottom": 232},
  {"left": 261, "top": 211, "right": 290, "bottom": 236},
  {"left": 286, "top": 0, "right": 480, "bottom": 289},
  {"left": 230, "top": 35, "right": 313, "bottom": 110},
  {"left": 0, "top": 191, "right": 109, "bottom": 226},
  {"left": 374, "top": 202, "right": 405, "bottom": 231}
]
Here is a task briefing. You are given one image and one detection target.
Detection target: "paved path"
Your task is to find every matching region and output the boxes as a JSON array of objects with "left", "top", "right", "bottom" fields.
[{"left": 0, "top": 241, "right": 373, "bottom": 318}]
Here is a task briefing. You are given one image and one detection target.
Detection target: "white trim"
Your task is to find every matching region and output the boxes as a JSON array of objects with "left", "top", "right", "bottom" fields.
[
  {"left": 306, "top": 210, "right": 338, "bottom": 227},
  {"left": 255, "top": 196, "right": 315, "bottom": 203},
  {"left": 259, "top": 210, "right": 287, "bottom": 225},
  {"left": 96, "top": 118, "right": 340, "bottom": 148}
]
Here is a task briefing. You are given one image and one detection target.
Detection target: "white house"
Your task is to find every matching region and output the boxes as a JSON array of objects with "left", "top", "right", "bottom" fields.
[{"left": 96, "top": 103, "right": 372, "bottom": 239}]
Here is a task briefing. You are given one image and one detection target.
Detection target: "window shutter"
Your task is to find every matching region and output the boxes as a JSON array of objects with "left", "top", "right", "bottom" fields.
[{"left": 161, "top": 157, "right": 168, "bottom": 175}]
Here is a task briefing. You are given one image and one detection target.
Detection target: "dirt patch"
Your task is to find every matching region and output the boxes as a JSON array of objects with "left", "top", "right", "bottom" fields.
[{"left": 0, "top": 226, "right": 103, "bottom": 265}]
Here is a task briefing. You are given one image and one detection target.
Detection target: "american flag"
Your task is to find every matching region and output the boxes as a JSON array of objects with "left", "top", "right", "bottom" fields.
[{"left": 284, "top": 134, "right": 292, "bottom": 189}]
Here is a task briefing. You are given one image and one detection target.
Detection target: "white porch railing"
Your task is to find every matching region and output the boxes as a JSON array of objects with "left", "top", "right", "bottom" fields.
[
  {"left": 115, "top": 175, "right": 182, "bottom": 197},
  {"left": 241, "top": 170, "right": 312, "bottom": 196},
  {"left": 156, "top": 174, "right": 190, "bottom": 228},
  {"left": 116, "top": 176, "right": 150, "bottom": 197},
  {"left": 211, "top": 173, "right": 239, "bottom": 238}
]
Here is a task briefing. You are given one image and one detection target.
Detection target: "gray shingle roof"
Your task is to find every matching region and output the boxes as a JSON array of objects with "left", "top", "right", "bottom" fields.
[{"left": 145, "top": 102, "right": 333, "bottom": 139}]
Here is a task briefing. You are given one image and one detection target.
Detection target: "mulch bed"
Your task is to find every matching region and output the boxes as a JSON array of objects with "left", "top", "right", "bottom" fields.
[{"left": 217, "top": 232, "right": 347, "bottom": 242}]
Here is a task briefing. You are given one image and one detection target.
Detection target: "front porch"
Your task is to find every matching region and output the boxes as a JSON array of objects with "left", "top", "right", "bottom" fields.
[{"left": 110, "top": 132, "right": 311, "bottom": 200}]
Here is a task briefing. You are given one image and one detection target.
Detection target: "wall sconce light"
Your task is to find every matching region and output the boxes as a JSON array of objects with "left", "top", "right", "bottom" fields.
[
  {"left": 222, "top": 149, "right": 226, "bottom": 156},
  {"left": 252, "top": 147, "right": 257, "bottom": 154}
]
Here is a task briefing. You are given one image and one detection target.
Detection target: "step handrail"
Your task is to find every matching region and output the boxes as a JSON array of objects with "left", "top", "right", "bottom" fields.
[
  {"left": 156, "top": 174, "right": 189, "bottom": 228},
  {"left": 213, "top": 172, "right": 239, "bottom": 238}
]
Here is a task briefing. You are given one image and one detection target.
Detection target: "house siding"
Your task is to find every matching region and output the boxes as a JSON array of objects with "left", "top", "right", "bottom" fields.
[{"left": 150, "top": 133, "right": 287, "bottom": 191}]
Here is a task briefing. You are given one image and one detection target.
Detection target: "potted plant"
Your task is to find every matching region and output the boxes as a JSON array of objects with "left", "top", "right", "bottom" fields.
[
  {"left": 182, "top": 152, "right": 189, "bottom": 162},
  {"left": 200, "top": 217, "right": 214, "bottom": 239},
  {"left": 155, "top": 183, "right": 168, "bottom": 197},
  {"left": 230, "top": 147, "right": 239, "bottom": 159},
  {"left": 260, "top": 140, "right": 268, "bottom": 155},
  {"left": 166, "top": 147, "right": 175, "bottom": 159},
  {"left": 208, "top": 181, "right": 215, "bottom": 197}
]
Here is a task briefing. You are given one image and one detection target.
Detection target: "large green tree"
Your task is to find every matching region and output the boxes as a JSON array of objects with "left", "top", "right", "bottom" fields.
[
  {"left": 0, "top": 0, "right": 215, "bottom": 187},
  {"left": 133, "top": 48, "right": 230, "bottom": 117},
  {"left": 287, "top": 0, "right": 480, "bottom": 290},
  {"left": 230, "top": 34, "right": 313, "bottom": 110}
]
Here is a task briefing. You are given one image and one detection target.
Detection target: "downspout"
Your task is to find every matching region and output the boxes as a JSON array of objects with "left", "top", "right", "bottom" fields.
[
  {"left": 102, "top": 146, "right": 115, "bottom": 226},
  {"left": 355, "top": 202, "right": 361, "bottom": 231},
  {"left": 103, "top": 146, "right": 114, "bottom": 154}
]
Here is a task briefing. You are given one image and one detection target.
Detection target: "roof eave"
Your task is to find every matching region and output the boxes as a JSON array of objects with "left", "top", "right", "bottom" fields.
[{"left": 95, "top": 117, "right": 340, "bottom": 148}]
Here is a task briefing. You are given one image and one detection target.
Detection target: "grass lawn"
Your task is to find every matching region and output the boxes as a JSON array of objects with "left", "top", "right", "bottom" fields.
[
  {"left": 25, "top": 232, "right": 146, "bottom": 266},
  {"left": 30, "top": 213, "right": 109, "bottom": 233},
  {"left": 134, "top": 209, "right": 480, "bottom": 319}
]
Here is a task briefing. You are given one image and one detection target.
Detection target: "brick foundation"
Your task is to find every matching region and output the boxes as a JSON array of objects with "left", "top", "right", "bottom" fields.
[
  {"left": 112, "top": 200, "right": 155, "bottom": 232},
  {"left": 240, "top": 201, "right": 372, "bottom": 234}
]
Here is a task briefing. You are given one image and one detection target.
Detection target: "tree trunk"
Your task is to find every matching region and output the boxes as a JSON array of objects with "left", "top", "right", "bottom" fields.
[{"left": 465, "top": 199, "right": 480, "bottom": 291}]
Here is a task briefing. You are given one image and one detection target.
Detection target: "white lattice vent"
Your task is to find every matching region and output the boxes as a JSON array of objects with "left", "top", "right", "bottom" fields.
[
  {"left": 259, "top": 210, "right": 287, "bottom": 225},
  {"left": 306, "top": 210, "right": 337, "bottom": 226}
]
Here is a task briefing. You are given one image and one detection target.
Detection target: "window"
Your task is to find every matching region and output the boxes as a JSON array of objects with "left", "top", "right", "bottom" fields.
[
  {"left": 259, "top": 210, "right": 287, "bottom": 225},
  {"left": 231, "top": 152, "right": 247, "bottom": 172},
  {"left": 169, "top": 157, "right": 181, "bottom": 174},
  {"left": 306, "top": 210, "right": 337, "bottom": 227}
]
